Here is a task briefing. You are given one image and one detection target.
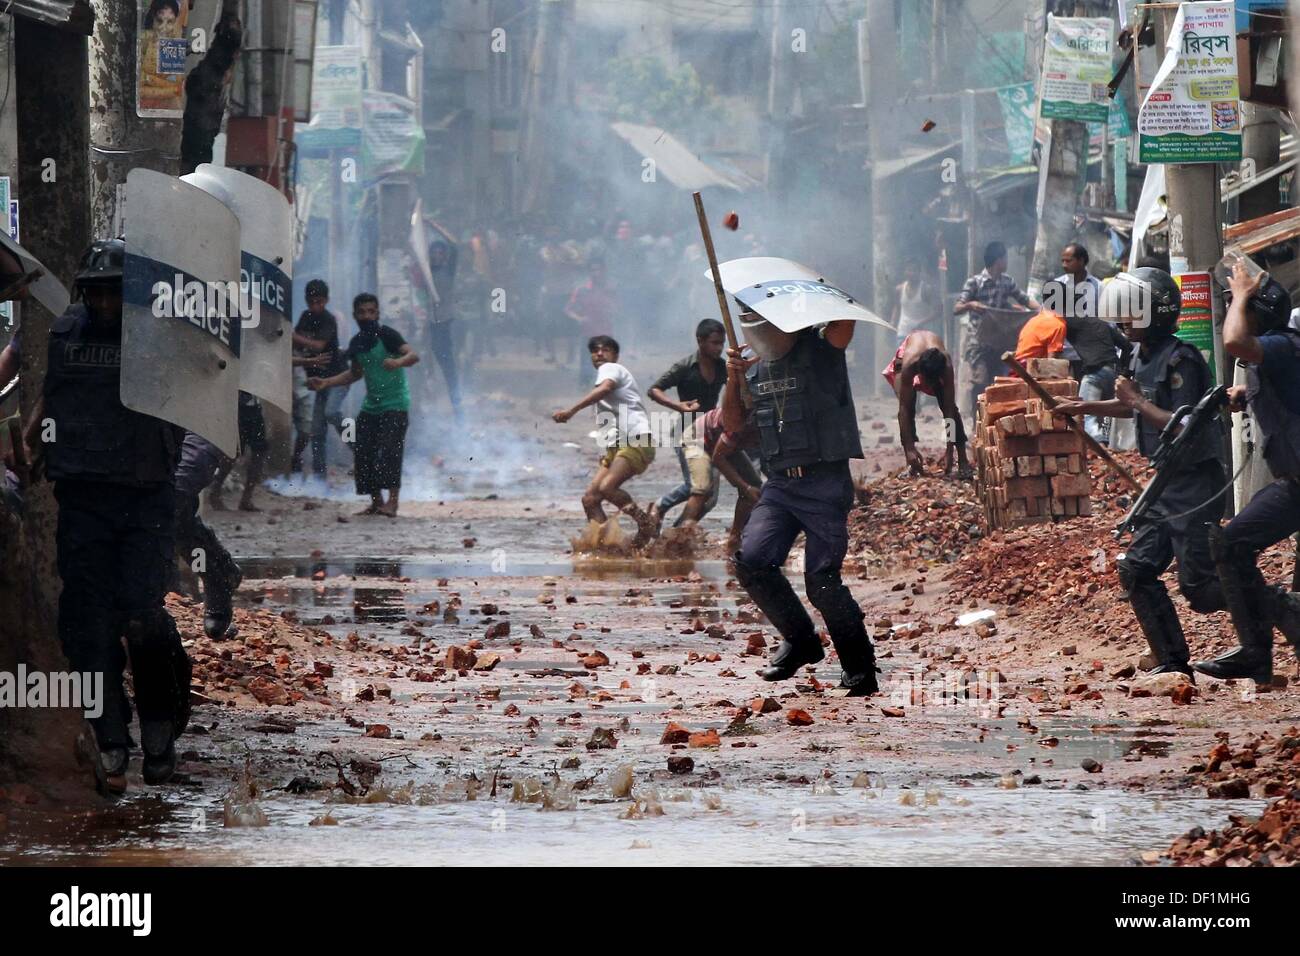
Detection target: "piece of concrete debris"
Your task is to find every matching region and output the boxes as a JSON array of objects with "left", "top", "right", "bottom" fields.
[{"left": 1132, "top": 671, "right": 1195, "bottom": 698}]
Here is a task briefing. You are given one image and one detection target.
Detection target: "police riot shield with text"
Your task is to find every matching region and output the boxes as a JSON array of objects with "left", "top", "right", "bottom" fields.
[
  {"left": 707, "top": 257, "right": 893, "bottom": 333},
  {"left": 182, "top": 164, "right": 294, "bottom": 414},
  {"left": 121, "top": 169, "right": 241, "bottom": 457}
]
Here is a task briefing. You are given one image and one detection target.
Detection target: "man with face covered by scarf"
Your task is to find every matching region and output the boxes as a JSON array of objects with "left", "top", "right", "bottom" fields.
[{"left": 309, "top": 293, "right": 420, "bottom": 516}]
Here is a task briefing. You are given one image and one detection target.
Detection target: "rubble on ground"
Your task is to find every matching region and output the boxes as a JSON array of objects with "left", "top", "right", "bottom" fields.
[{"left": 1158, "top": 729, "right": 1300, "bottom": 866}]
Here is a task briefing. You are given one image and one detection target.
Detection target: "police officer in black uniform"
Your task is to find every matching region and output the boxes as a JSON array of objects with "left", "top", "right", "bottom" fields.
[
  {"left": 173, "top": 430, "right": 243, "bottom": 639},
  {"left": 1195, "top": 263, "right": 1300, "bottom": 683},
  {"left": 39, "top": 239, "right": 191, "bottom": 789},
  {"left": 721, "top": 308, "right": 877, "bottom": 695},
  {"left": 1058, "top": 268, "right": 1228, "bottom": 676}
]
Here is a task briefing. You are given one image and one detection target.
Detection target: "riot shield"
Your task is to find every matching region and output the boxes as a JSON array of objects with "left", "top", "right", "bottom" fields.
[
  {"left": 121, "top": 169, "right": 241, "bottom": 456},
  {"left": 707, "top": 257, "right": 893, "bottom": 333},
  {"left": 0, "top": 230, "right": 71, "bottom": 316},
  {"left": 182, "top": 164, "right": 294, "bottom": 414}
]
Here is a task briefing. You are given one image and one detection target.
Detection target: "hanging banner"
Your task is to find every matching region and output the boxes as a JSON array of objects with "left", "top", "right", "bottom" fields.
[
  {"left": 299, "top": 45, "right": 363, "bottom": 149},
  {"left": 997, "top": 83, "right": 1037, "bottom": 165},
  {"left": 1138, "top": 2, "right": 1241, "bottom": 164},
  {"left": 136, "top": 0, "right": 191, "bottom": 119},
  {"left": 361, "top": 90, "right": 426, "bottom": 183},
  {"left": 1040, "top": 15, "right": 1114, "bottom": 123}
]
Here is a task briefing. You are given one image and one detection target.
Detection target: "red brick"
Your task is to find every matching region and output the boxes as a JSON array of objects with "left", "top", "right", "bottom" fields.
[
  {"left": 1051, "top": 473, "right": 1092, "bottom": 497},
  {"left": 1035, "top": 432, "right": 1084, "bottom": 455}
]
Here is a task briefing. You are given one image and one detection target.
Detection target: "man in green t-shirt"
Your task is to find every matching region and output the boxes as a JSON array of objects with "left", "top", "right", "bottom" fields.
[{"left": 308, "top": 293, "right": 420, "bottom": 516}]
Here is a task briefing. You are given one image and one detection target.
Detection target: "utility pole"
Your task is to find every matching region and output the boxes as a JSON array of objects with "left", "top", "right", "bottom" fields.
[
  {"left": 866, "top": 0, "right": 900, "bottom": 398},
  {"left": 1026, "top": 0, "right": 1096, "bottom": 297},
  {"left": 1150, "top": 7, "right": 1230, "bottom": 514},
  {"left": 519, "top": 0, "right": 570, "bottom": 216},
  {"left": 4, "top": 13, "right": 98, "bottom": 792},
  {"left": 88, "top": 0, "right": 183, "bottom": 237}
]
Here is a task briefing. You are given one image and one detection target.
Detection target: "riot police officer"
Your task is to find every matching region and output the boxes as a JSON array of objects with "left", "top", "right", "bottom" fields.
[
  {"left": 173, "top": 430, "right": 243, "bottom": 639},
  {"left": 39, "top": 239, "right": 191, "bottom": 790},
  {"left": 1195, "top": 263, "right": 1300, "bottom": 683},
  {"left": 1057, "top": 268, "right": 1228, "bottom": 676},
  {"left": 721, "top": 309, "right": 877, "bottom": 696}
]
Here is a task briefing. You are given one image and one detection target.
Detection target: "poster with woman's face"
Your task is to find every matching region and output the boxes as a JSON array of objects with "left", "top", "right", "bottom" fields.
[{"left": 136, "top": 0, "right": 191, "bottom": 119}]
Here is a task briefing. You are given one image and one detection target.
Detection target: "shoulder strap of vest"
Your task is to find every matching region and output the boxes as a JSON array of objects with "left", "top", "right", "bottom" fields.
[{"left": 50, "top": 303, "right": 88, "bottom": 335}]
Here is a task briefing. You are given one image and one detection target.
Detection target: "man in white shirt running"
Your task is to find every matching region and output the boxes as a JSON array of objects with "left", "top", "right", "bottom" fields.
[{"left": 552, "top": 335, "right": 659, "bottom": 546}]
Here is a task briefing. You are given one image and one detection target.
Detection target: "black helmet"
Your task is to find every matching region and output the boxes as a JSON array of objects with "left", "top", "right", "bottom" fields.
[
  {"left": 74, "top": 238, "right": 125, "bottom": 287},
  {"left": 1243, "top": 276, "right": 1292, "bottom": 334},
  {"left": 1100, "top": 267, "right": 1180, "bottom": 336}
]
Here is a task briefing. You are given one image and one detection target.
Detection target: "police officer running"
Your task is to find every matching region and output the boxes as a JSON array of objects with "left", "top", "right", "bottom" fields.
[
  {"left": 721, "top": 308, "right": 878, "bottom": 696},
  {"left": 32, "top": 239, "right": 191, "bottom": 790},
  {"left": 1194, "top": 263, "right": 1300, "bottom": 683},
  {"left": 1057, "top": 268, "right": 1228, "bottom": 676}
]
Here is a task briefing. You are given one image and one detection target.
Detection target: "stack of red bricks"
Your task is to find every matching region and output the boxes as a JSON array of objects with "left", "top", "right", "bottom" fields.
[{"left": 973, "top": 358, "right": 1093, "bottom": 529}]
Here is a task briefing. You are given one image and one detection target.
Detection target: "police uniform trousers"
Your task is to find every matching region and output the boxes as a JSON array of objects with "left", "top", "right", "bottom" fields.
[
  {"left": 55, "top": 479, "right": 191, "bottom": 748},
  {"left": 172, "top": 434, "right": 238, "bottom": 597},
  {"left": 1119, "top": 460, "right": 1227, "bottom": 654},
  {"left": 739, "top": 460, "right": 854, "bottom": 575}
]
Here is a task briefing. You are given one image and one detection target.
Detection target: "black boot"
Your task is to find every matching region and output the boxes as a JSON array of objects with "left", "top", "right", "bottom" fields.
[
  {"left": 1122, "top": 568, "right": 1193, "bottom": 676},
  {"left": 202, "top": 552, "right": 242, "bottom": 640},
  {"left": 1195, "top": 526, "right": 1274, "bottom": 683},
  {"left": 805, "top": 568, "right": 878, "bottom": 696},
  {"left": 734, "top": 554, "right": 823, "bottom": 681},
  {"left": 140, "top": 720, "right": 177, "bottom": 785},
  {"left": 1263, "top": 586, "right": 1300, "bottom": 652}
]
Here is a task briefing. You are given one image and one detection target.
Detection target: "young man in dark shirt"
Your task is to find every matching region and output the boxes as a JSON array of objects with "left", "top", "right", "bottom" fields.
[
  {"left": 291, "top": 279, "right": 350, "bottom": 476},
  {"left": 647, "top": 319, "right": 727, "bottom": 529},
  {"left": 308, "top": 293, "right": 419, "bottom": 516}
]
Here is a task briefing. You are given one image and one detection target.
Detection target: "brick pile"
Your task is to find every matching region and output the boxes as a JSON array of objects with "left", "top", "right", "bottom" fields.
[{"left": 973, "top": 358, "right": 1093, "bottom": 530}]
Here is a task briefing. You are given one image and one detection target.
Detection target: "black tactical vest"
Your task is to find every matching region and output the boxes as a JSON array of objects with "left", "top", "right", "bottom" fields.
[
  {"left": 44, "top": 304, "right": 178, "bottom": 486},
  {"left": 1130, "top": 334, "right": 1225, "bottom": 467},
  {"left": 746, "top": 327, "right": 864, "bottom": 471},
  {"left": 1247, "top": 329, "right": 1300, "bottom": 478}
]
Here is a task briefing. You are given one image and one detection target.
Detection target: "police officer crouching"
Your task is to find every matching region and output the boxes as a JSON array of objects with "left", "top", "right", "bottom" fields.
[
  {"left": 1057, "top": 268, "right": 1229, "bottom": 676},
  {"left": 37, "top": 239, "right": 191, "bottom": 790},
  {"left": 1194, "top": 263, "right": 1300, "bottom": 683},
  {"left": 721, "top": 308, "right": 877, "bottom": 695}
]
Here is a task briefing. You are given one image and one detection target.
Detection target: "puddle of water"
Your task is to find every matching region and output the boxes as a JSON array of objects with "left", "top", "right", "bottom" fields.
[
  {"left": 2, "top": 782, "right": 1261, "bottom": 867},
  {"left": 936, "top": 718, "right": 1176, "bottom": 767}
]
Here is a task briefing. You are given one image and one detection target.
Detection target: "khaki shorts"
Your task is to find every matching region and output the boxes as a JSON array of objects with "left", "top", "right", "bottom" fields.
[
  {"left": 682, "top": 432, "right": 719, "bottom": 496},
  {"left": 599, "top": 442, "right": 656, "bottom": 475}
]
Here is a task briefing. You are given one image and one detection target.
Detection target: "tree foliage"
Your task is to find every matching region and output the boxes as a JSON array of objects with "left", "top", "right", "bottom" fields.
[{"left": 603, "top": 55, "right": 722, "bottom": 144}]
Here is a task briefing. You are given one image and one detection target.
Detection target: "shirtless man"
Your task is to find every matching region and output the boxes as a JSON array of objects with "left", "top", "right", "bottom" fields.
[{"left": 883, "top": 330, "right": 970, "bottom": 478}]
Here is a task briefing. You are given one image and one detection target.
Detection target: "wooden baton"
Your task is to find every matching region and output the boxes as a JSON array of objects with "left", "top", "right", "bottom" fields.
[{"left": 1001, "top": 351, "right": 1142, "bottom": 492}]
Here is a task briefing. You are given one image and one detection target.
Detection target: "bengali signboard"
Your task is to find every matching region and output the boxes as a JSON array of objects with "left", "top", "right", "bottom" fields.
[
  {"left": 300, "top": 45, "right": 363, "bottom": 149},
  {"left": 1041, "top": 15, "right": 1114, "bottom": 123},
  {"left": 1174, "top": 271, "right": 1217, "bottom": 379},
  {"left": 1138, "top": 2, "right": 1242, "bottom": 164}
]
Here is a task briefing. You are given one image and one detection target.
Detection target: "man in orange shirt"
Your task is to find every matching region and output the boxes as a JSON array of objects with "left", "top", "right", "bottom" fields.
[{"left": 1014, "top": 278, "right": 1068, "bottom": 363}]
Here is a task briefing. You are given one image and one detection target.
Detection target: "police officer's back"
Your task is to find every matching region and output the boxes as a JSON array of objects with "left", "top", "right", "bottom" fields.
[
  {"left": 1195, "top": 265, "right": 1300, "bottom": 682},
  {"left": 42, "top": 239, "right": 191, "bottom": 791}
]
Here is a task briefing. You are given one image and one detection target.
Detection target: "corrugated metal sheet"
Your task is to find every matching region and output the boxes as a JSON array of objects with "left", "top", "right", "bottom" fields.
[
  {"left": 610, "top": 122, "right": 748, "bottom": 192},
  {"left": 3, "top": 0, "right": 94, "bottom": 34}
]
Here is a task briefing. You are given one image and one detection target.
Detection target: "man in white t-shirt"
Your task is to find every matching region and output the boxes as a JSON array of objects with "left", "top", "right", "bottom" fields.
[{"left": 552, "top": 335, "right": 659, "bottom": 545}]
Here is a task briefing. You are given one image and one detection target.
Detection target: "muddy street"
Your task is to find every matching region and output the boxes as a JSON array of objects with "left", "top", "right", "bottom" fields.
[{"left": 4, "top": 374, "right": 1289, "bottom": 866}]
